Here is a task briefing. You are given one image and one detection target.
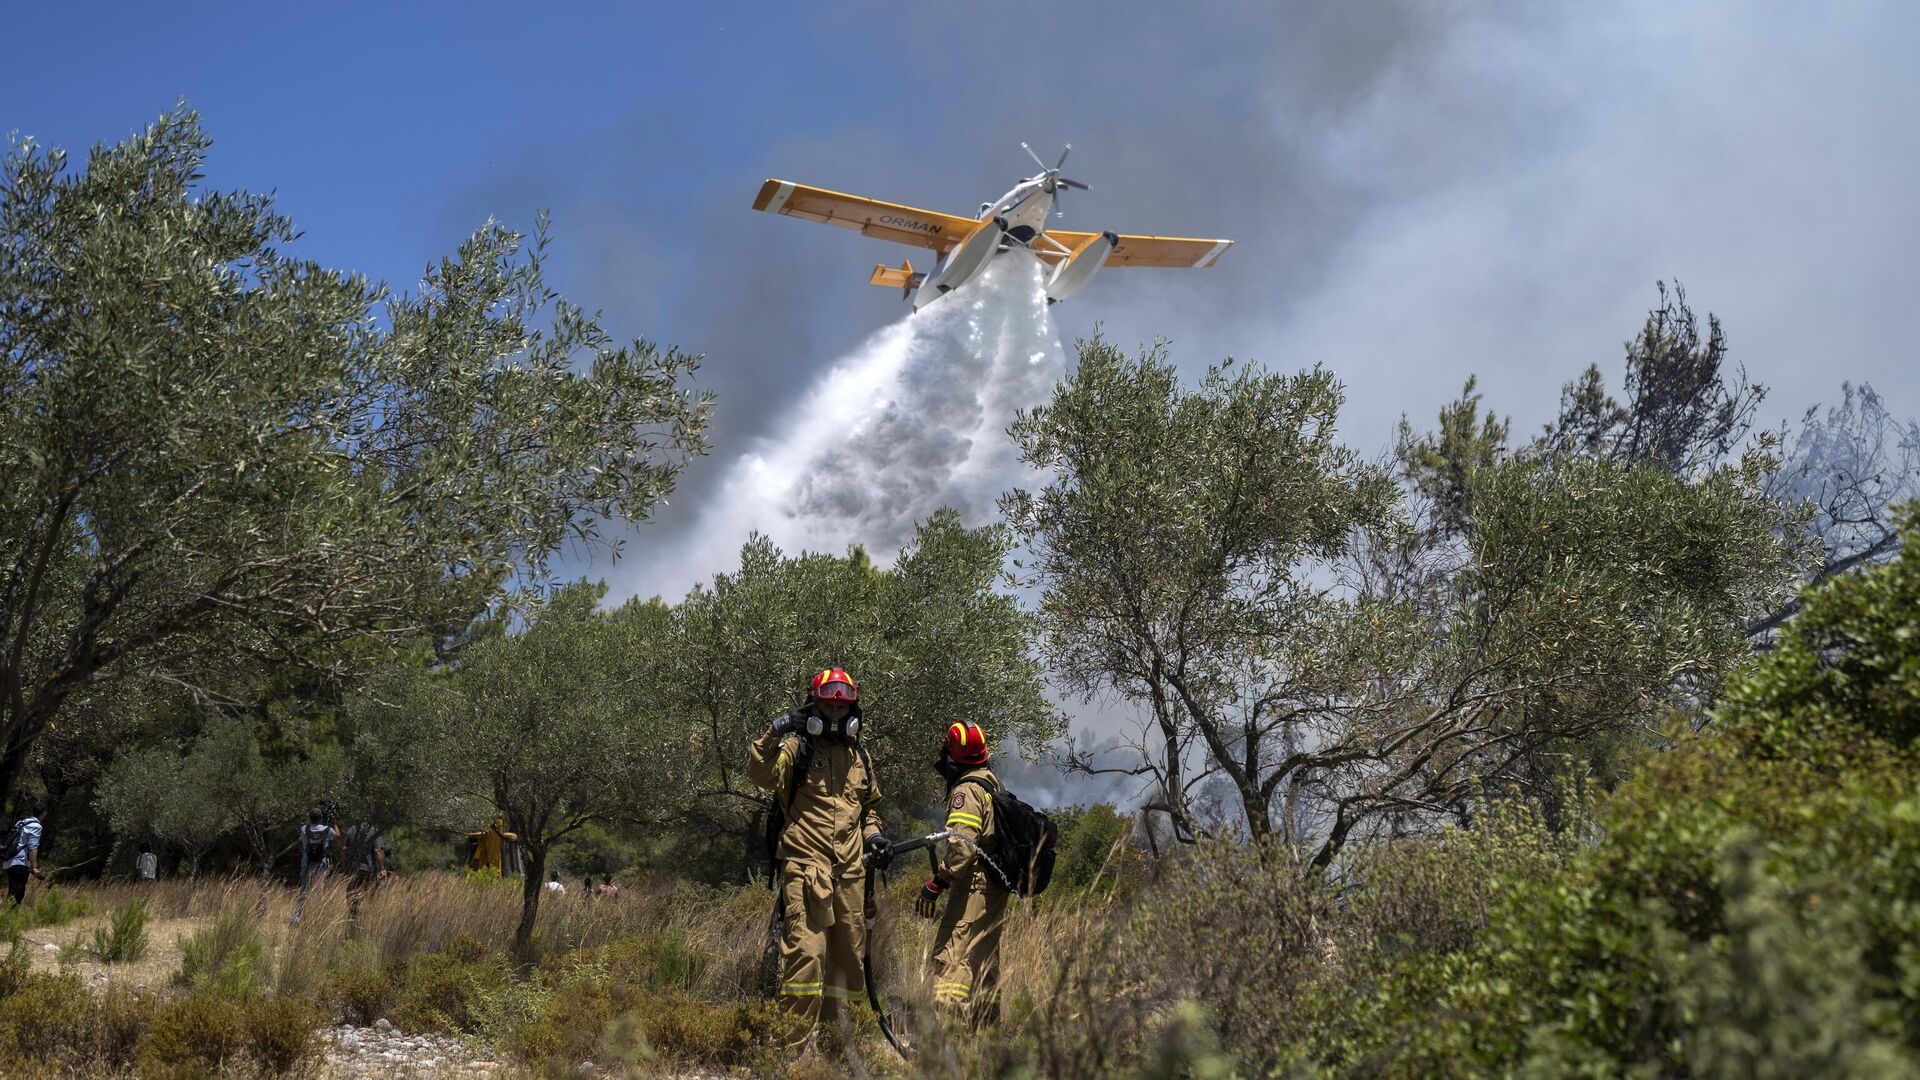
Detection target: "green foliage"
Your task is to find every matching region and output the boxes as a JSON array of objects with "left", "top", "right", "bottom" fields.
[
  {"left": 500, "top": 930, "right": 802, "bottom": 1072},
  {"left": 1044, "top": 803, "right": 1141, "bottom": 900},
  {"left": 1004, "top": 336, "right": 1396, "bottom": 839},
  {"left": 0, "top": 104, "right": 710, "bottom": 810},
  {"left": 0, "top": 971, "right": 91, "bottom": 1064},
  {"left": 0, "top": 902, "right": 26, "bottom": 944},
  {"left": 323, "top": 963, "right": 393, "bottom": 1027},
  {"left": 1263, "top": 509, "right": 1920, "bottom": 1077},
  {"left": 1720, "top": 503, "right": 1920, "bottom": 754},
  {"left": 86, "top": 897, "right": 150, "bottom": 963},
  {"left": 175, "top": 908, "right": 266, "bottom": 999},
  {"left": 138, "top": 993, "right": 320, "bottom": 1078},
  {"left": 26, "top": 885, "right": 91, "bottom": 927},
  {"left": 394, "top": 580, "right": 678, "bottom": 951},
  {"left": 1396, "top": 375, "right": 1512, "bottom": 535},
  {"left": 0, "top": 939, "right": 32, "bottom": 997},
  {"left": 388, "top": 948, "right": 514, "bottom": 1034}
]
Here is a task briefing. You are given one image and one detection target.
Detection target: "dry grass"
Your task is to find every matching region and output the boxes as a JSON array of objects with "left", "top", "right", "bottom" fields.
[{"left": 2, "top": 867, "right": 1151, "bottom": 1077}]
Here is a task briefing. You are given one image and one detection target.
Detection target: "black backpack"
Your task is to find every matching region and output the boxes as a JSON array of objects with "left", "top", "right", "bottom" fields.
[
  {"left": 957, "top": 778, "right": 1057, "bottom": 897},
  {"left": 0, "top": 819, "right": 21, "bottom": 862}
]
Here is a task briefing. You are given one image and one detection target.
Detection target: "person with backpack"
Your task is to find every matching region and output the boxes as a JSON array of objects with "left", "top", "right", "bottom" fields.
[
  {"left": 746, "top": 667, "right": 889, "bottom": 1048},
  {"left": 298, "top": 808, "right": 339, "bottom": 890},
  {"left": 3, "top": 798, "right": 47, "bottom": 906},
  {"left": 915, "top": 721, "right": 1013, "bottom": 1024},
  {"left": 340, "top": 816, "right": 388, "bottom": 918}
]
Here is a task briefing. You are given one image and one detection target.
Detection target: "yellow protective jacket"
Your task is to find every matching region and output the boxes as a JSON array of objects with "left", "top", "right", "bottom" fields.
[
  {"left": 747, "top": 727, "right": 885, "bottom": 882},
  {"left": 938, "top": 765, "right": 1001, "bottom": 885}
]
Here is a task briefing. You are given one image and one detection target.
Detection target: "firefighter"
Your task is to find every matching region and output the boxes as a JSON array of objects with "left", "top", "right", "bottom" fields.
[
  {"left": 747, "top": 667, "right": 889, "bottom": 1047},
  {"left": 916, "top": 720, "right": 1009, "bottom": 1026}
]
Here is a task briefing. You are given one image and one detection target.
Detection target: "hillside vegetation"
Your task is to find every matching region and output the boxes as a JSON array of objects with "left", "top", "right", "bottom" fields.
[{"left": 2, "top": 108, "right": 1917, "bottom": 1077}]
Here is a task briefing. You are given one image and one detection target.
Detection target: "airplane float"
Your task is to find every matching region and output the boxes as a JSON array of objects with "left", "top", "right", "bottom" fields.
[{"left": 752, "top": 144, "right": 1232, "bottom": 311}]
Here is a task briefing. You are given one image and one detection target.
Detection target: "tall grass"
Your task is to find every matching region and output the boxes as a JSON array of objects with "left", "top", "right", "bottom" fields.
[{"left": 31, "top": 854, "right": 1169, "bottom": 1076}]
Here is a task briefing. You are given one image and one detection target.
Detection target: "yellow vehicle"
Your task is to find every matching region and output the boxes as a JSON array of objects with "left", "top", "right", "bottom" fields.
[{"left": 464, "top": 817, "right": 523, "bottom": 876}]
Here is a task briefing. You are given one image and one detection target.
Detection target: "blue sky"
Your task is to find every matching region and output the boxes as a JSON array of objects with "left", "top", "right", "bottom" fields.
[{"left": 9, "top": 3, "right": 1918, "bottom": 613}]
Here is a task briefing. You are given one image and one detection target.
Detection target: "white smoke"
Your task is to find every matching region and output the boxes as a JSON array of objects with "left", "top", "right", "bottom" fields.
[{"left": 623, "top": 253, "right": 1066, "bottom": 600}]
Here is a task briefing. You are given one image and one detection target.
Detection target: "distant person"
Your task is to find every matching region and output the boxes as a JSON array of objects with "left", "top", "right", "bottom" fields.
[
  {"left": 544, "top": 871, "right": 565, "bottom": 894},
  {"left": 3, "top": 798, "right": 47, "bottom": 906},
  {"left": 377, "top": 840, "right": 396, "bottom": 886},
  {"left": 340, "top": 817, "right": 388, "bottom": 917},
  {"left": 298, "top": 808, "right": 339, "bottom": 890},
  {"left": 135, "top": 841, "right": 158, "bottom": 883},
  {"left": 596, "top": 876, "right": 620, "bottom": 900}
]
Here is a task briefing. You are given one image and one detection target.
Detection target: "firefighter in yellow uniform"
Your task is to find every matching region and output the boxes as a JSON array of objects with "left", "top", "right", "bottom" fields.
[
  {"left": 916, "top": 720, "right": 1010, "bottom": 1026},
  {"left": 746, "top": 667, "right": 889, "bottom": 1047}
]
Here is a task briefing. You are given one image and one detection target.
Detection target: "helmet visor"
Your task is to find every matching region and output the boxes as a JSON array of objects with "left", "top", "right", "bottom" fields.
[{"left": 813, "top": 680, "right": 858, "bottom": 703}]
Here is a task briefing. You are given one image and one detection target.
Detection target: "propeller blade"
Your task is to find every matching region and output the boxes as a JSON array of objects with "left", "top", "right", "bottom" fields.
[
  {"left": 1021, "top": 142, "right": 1048, "bottom": 171},
  {"left": 1055, "top": 143, "right": 1072, "bottom": 170},
  {"left": 1059, "top": 178, "right": 1089, "bottom": 191}
]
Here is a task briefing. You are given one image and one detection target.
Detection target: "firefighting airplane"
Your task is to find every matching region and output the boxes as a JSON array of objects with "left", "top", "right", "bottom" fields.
[{"left": 751, "top": 143, "right": 1233, "bottom": 311}]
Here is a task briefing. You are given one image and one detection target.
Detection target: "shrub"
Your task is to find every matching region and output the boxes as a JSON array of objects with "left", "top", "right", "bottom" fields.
[
  {"left": 175, "top": 908, "right": 265, "bottom": 999},
  {"left": 324, "top": 964, "right": 393, "bottom": 1026},
  {"left": 139, "top": 994, "right": 247, "bottom": 1077},
  {"left": 88, "top": 897, "right": 151, "bottom": 962},
  {"left": 0, "top": 939, "right": 31, "bottom": 997},
  {"left": 1045, "top": 803, "right": 1142, "bottom": 901},
  {"left": 389, "top": 948, "right": 513, "bottom": 1034},
  {"left": 0, "top": 902, "right": 27, "bottom": 945},
  {"left": 243, "top": 996, "right": 323, "bottom": 1075},
  {"left": 0, "top": 972, "right": 91, "bottom": 1063},
  {"left": 27, "top": 885, "right": 92, "bottom": 927},
  {"left": 89, "top": 986, "right": 154, "bottom": 1072}
]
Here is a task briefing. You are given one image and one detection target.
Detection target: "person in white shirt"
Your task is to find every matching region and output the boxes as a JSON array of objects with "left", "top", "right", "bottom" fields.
[
  {"left": 135, "top": 841, "right": 158, "bottom": 882},
  {"left": 4, "top": 798, "right": 47, "bottom": 906},
  {"left": 543, "top": 871, "right": 566, "bottom": 894}
]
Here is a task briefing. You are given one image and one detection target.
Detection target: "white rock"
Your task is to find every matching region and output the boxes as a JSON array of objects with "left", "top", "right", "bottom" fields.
[
  {"left": 41, "top": 943, "right": 56, "bottom": 952},
  {"left": 374, "top": 1017, "right": 393, "bottom": 1032}
]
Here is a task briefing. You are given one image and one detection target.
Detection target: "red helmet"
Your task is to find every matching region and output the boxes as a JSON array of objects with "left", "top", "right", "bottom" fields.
[
  {"left": 808, "top": 668, "right": 859, "bottom": 704},
  {"left": 943, "top": 721, "right": 989, "bottom": 766}
]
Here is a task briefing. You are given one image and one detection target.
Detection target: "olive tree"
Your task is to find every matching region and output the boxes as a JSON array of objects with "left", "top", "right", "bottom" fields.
[
  {"left": 1006, "top": 337, "right": 1801, "bottom": 866},
  {"left": 1003, "top": 339, "right": 1398, "bottom": 841},
  {"left": 413, "top": 582, "right": 673, "bottom": 953},
  {"left": 0, "top": 107, "right": 710, "bottom": 809}
]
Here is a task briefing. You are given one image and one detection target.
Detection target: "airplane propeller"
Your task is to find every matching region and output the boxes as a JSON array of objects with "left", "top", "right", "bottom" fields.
[{"left": 1021, "top": 142, "right": 1089, "bottom": 217}]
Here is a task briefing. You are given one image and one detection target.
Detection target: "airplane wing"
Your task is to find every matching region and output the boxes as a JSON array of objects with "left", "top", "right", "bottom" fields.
[
  {"left": 752, "top": 179, "right": 981, "bottom": 252},
  {"left": 1038, "top": 229, "right": 1233, "bottom": 269}
]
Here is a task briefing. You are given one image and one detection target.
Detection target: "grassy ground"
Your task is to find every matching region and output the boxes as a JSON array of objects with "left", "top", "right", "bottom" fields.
[{"left": 0, "top": 867, "right": 1139, "bottom": 1077}]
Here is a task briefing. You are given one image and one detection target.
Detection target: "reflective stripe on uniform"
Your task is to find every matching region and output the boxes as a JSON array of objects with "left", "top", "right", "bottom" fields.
[
  {"left": 945, "top": 811, "right": 984, "bottom": 830},
  {"left": 822, "top": 983, "right": 865, "bottom": 1000},
  {"left": 932, "top": 981, "right": 972, "bottom": 998},
  {"left": 780, "top": 981, "right": 823, "bottom": 996}
]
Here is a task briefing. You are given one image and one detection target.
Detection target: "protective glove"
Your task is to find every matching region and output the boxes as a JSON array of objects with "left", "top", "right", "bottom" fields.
[
  {"left": 771, "top": 710, "right": 803, "bottom": 736},
  {"left": 863, "top": 833, "right": 893, "bottom": 870},
  {"left": 915, "top": 878, "right": 947, "bottom": 919}
]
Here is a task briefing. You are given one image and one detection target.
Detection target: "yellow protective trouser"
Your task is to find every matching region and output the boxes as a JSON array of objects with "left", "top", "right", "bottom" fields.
[
  {"left": 929, "top": 868, "right": 1010, "bottom": 1026},
  {"left": 777, "top": 867, "right": 867, "bottom": 1046}
]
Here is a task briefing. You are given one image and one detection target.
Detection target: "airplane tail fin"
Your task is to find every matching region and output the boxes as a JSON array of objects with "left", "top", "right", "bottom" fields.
[{"left": 868, "top": 260, "right": 924, "bottom": 301}]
